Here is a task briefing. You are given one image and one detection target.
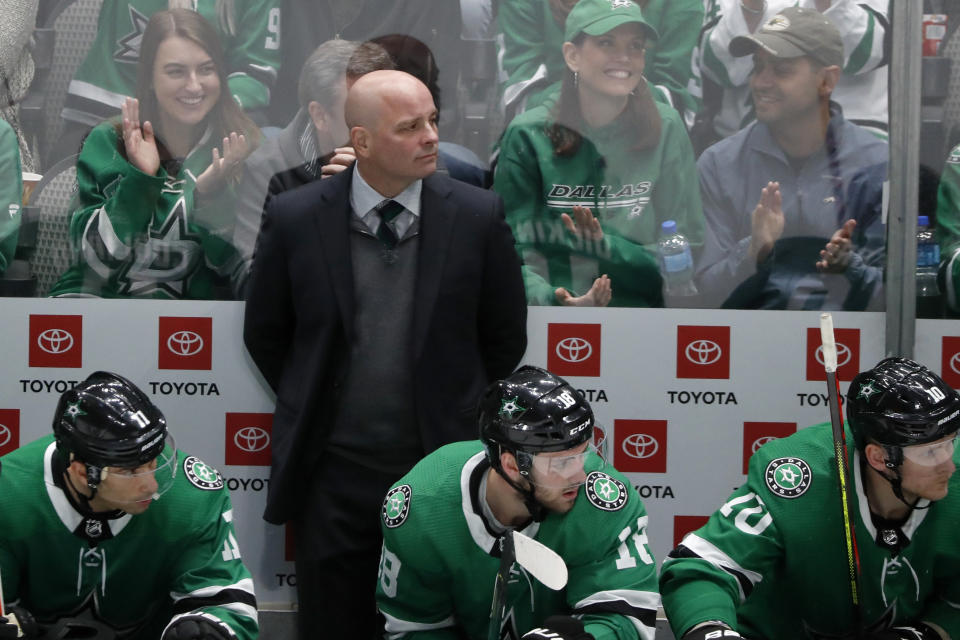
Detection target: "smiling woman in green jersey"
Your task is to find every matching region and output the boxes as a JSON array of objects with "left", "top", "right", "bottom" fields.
[
  {"left": 50, "top": 9, "right": 260, "bottom": 299},
  {"left": 493, "top": 0, "right": 705, "bottom": 308}
]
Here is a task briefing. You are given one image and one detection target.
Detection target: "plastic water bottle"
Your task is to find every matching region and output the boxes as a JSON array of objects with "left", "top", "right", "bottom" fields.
[
  {"left": 658, "top": 220, "right": 698, "bottom": 297},
  {"left": 916, "top": 215, "right": 942, "bottom": 318}
]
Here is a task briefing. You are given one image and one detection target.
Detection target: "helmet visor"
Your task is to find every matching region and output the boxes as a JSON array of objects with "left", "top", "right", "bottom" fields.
[
  {"left": 94, "top": 433, "right": 178, "bottom": 505},
  {"left": 528, "top": 442, "right": 605, "bottom": 489},
  {"left": 902, "top": 435, "right": 958, "bottom": 467}
]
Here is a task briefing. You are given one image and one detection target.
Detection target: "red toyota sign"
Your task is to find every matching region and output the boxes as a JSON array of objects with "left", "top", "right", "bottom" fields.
[
  {"left": 677, "top": 325, "right": 731, "bottom": 379},
  {"left": 159, "top": 317, "right": 213, "bottom": 370},
  {"left": 941, "top": 336, "right": 960, "bottom": 389},
  {"left": 29, "top": 315, "right": 83, "bottom": 368},
  {"left": 547, "top": 323, "right": 601, "bottom": 377},
  {"left": 806, "top": 327, "right": 860, "bottom": 382},
  {"left": 0, "top": 409, "right": 20, "bottom": 457},
  {"left": 673, "top": 515, "right": 710, "bottom": 548},
  {"left": 613, "top": 419, "right": 667, "bottom": 473},
  {"left": 742, "top": 422, "right": 796, "bottom": 474},
  {"left": 225, "top": 413, "right": 273, "bottom": 466}
]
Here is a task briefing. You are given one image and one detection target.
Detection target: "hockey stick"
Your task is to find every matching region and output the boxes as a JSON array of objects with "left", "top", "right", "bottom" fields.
[
  {"left": 489, "top": 530, "right": 569, "bottom": 640},
  {"left": 819, "top": 313, "right": 863, "bottom": 636}
]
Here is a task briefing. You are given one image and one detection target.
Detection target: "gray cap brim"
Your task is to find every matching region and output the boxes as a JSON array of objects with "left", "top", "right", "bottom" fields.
[{"left": 729, "top": 33, "right": 807, "bottom": 59}]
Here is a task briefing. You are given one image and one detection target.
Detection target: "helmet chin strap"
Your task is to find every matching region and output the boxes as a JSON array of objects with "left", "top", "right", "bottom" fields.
[
  {"left": 62, "top": 465, "right": 103, "bottom": 517},
  {"left": 873, "top": 446, "right": 933, "bottom": 511}
]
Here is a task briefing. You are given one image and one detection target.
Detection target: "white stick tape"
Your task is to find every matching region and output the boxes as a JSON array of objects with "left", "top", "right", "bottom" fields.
[{"left": 820, "top": 313, "right": 838, "bottom": 373}]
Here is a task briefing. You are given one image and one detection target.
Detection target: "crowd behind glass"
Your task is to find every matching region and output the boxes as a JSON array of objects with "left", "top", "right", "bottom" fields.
[{"left": 2, "top": 0, "right": 950, "bottom": 314}]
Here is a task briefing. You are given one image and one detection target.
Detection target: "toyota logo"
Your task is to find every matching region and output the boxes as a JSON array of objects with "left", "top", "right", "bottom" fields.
[
  {"left": 556, "top": 337, "right": 593, "bottom": 363},
  {"left": 37, "top": 329, "right": 74, "bottom": 354},
  {"left": 950, "top": 352, "right": 960, "bottom": 376},
  {"left": 167, "top": 331, "right": 204, "bottom": 356},
  {"left": 752, "top": 436, "right": 777, "bottom": 454},
  {"left": 622, "top": 433, "right": 659, "bottom": 459},
  {"left": 234, "top": 427, "right": 270, "bottom": 453},
  {"left": 685, "top": 339, "right": 722, "bottom": 365},
  {"left": 815, "top": 343, "right": 852, "bottom": 367},
  {"left": 0, "top": 424, "right": 10, "bottom": 448}
]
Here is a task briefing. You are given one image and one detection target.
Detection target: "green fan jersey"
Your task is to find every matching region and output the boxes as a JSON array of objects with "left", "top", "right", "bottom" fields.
[
  {"left": 376, "top": 441, "right": 660, "bottom": 640},
  {"left": 48, "top": 121, "right": 242, "bottom": 299},
  {"left": 493, "top": 100, "right": 704, "bottom": 307},
  {"left": 660, "top": 423, "right": 960, "bottom": 640},
  {"left": 63, "top": 0, "right": 280, "bottom": 124},
  {"left": 0, "top": 436, "right": 258, "bottom": 639},
  {"left": 0, "top": 119, "right": 22, "bottom": 274},
  {"left": 936, "top": 144, "right": 960, "bottom": 314}
]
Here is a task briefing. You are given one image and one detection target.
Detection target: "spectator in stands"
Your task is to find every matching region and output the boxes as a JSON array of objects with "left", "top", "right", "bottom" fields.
[
  {"left": 688, "top": 0, "right": 888, "bottom": 154},
  {"left": 232, "top": 40, "right": 393, "bottom": 297},
  {"left": 49, "top": 8, "right": 259, "bottom": 299},
  {"left": 936, "top": 144, "right": 960, "bottom": 313},
  {"left": 1, "top": 0, "right": 40, "bottom": 172},
  {"left": 695, "top": 6, "right": 886, "bottom": 310},
  {"left": 270, "top": 0, "right": 462, "bottom": 129},
  {"left": 55, "top": 0, "right": 278, "bottom": 162},
  {"left": 493, "top": 0, "right": 704, "bottom": 308},
  {"left": 0, "top": 118, "right": 23, "bottom": 275},
  {"left": 498, "top": 0, "right": 703, "bottom": 121}
]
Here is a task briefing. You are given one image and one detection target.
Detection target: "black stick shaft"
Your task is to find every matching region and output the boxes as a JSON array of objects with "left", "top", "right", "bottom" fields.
[{"left": 489, "top": 532, "right": 516, "bottom": 640}]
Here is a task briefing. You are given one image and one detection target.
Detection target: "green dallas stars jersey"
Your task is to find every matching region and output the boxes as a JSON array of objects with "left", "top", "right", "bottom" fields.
[
  {"left": 48, "top": 121, "right": 242, "bottom": 299},
  {"left": 0, "top": 436, "right": 258, "bottom": 639},
  {"left": 376, "top": 441, "right": 660, "bottom": 640},
  {"left": 63, "top": 0, "right": 279, "bottom": 125},
  {"left": 0, "top": 119, "right": 22, "bottom": 275},
  {"left": 660, "top": 423, "right": 960, "bottom": 640},
  {"left": 492, "top": 99, "right": 704, "bottom": 307},
  {"left": 936, "top": 144, "right": 960, "bottom": 314}
]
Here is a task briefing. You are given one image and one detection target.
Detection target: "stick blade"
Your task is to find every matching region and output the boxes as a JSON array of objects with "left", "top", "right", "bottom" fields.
[
  {"left": 512, "top": 530, "right": 568, "bottom": 590},
  {"left": 820, "top": 313, "right": 838, "bottom": 373}
]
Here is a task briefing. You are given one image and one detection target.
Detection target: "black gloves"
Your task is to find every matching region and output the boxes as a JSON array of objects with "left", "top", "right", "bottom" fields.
[
  {"left": 683, "top": 623, "right": 745, "bottom": 640},
  {"left": 522, "top": 616, "right": 595, "bottom": 640},
  {"left": 162, "top": 615, "right": 233, "bottom": 640},
  {"left": 867, "top": 624, "right": 942, "bottom": 640}
]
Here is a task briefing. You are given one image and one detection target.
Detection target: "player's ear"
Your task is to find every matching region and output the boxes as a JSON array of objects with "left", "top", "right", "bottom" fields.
[
  {"left": 863, "top": 443, "right": 889, "bottom": 473},
  {"left": 66, "top": 459, "right": 93, "bottom": 493},
  {"left": 501, "top": 451, "right": 521, "bottom": 481},
  {"left": 351, "top": 126, "right": 370, "bottom": 157}
]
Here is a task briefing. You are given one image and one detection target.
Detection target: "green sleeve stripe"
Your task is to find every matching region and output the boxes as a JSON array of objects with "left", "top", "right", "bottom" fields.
[
  {"left": 845, "top": 13, "right": 875, "bottom": 75},
  {"left": 702, "top": 34, "right": 734, "bottom": 88}
]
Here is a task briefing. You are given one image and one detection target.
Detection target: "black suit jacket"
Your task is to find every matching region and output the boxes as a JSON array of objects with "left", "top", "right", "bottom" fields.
[{"left": 243, "top": 167, "right": 527, "bottom": 524}]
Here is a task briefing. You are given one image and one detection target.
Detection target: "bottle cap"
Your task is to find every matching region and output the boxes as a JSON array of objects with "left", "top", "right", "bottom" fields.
[
  {"left": 661, "top": 220, "right": 677, "bottom": 235},
  {"left": 919, "top": 215, "right": 930, "bottom": 226}
]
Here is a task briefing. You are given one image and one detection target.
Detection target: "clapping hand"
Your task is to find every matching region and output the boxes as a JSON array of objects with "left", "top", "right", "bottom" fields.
[
  {"left": 561, "top": 205, "right": 604, "bottom": 241},
  {"left": 321, "top": 147, "right": 356, "bottom": 177},
  {"left": 749, "top": 181, "right": 784, "bottom": 264},
  {"left": 121, "top": 97, "right": 160, "bottom": 176},
  {"left": 555, "top": 274, "right": 612, "bottom": 307},
  {"left": 196, "top": 132, "right": 251, "bottom": 195},
  {"left": 816, "top": 219, "right": 857, "bottom": 273}
]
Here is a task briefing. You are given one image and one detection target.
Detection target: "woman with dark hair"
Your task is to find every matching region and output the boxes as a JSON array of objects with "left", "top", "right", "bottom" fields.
[
  {"left": 493, "top": 0, "right": 704, "bottom": 307},
  {"left": 50, "top": 8, "right": 259, "bottom": 299}
]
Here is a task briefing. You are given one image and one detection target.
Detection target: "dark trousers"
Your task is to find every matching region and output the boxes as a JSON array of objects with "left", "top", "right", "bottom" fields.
[{"left": 294, "top": 453, "right": 405, "bottom": 640}]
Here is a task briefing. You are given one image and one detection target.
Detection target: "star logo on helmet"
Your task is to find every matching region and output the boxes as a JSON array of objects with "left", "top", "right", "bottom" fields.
[
  {"left": 63, "top": 402, "right": 87, "bottom": 422},
  {"left": 857, "top": 382, "right": 879, "bottom": 401},
  {"left": 499, "top": 397, "right": 527, "bottom": 419}
]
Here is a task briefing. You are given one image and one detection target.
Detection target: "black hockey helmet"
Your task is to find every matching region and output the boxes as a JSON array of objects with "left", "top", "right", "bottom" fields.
[
  {"left": 846, "top": 357, "right": 960, "bottom": 452},
  {"left": 479, "top": 365, "right": 593, "bottom": 476},
  {"left": 53, "top": 371, "right": 168, "bottom": 472}
]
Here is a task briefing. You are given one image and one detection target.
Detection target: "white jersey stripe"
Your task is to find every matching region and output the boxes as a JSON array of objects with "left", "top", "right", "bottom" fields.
[
  {"left": 170, "top": 577, "right": 256, "bottom": 600},
  {"left": 678, "top": 533, "right": 763, "bottom": 601}
]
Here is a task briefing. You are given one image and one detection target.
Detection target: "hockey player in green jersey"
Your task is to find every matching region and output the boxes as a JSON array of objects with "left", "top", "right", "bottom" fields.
[
  {"left": 493, "top": 0, "right": 704, "bottom": 308},
  {"left": 49, "top": 9, "right": 260, "bottom": 299},
  {"left": 0, "top": 371, "right": 258, "bottom": 639},
  {"left": 660, "top": 357, "right": 960, "bottom": 640},
  {"left": 376, "top": 366, "right": 660, "bottom": 640}
]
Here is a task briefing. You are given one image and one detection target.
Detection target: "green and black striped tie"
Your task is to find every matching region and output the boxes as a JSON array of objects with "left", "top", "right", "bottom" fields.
[{"left": 375, "top": 199, "right": 405, "bottom": 249}]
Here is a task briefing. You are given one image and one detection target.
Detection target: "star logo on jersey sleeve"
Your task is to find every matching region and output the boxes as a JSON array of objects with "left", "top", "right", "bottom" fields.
[
  {"left": 184, "top": 456, "right": 224, "bottom": 490},
  {"left": 63, "top": 402, "right": 87, "bottom": 422},
  {"left": 382, "top": 485, "right": 412, "bottom": 528},
  {"left": 765, "top": 457, "right": 812, "bottom": 498},
  {"left": 114, "top": 6, "right": 149, "bottom": 64},
  {"left": 499, "top": 397, "right": 527, "bottom": 420},
  {"left": 586, "top": 471, "right": 627, "bottom": 511}
]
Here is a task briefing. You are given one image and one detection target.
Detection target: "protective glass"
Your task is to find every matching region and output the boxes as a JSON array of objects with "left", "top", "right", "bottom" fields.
[
  {"left": 92, "top": 433, "right": 178, "bottom": 505},
  {"left": 527, "top": 442, "right": 605, "bottom": 489},
  {"left": 902, "top": 435, "right": 958, "bottom": 467}
]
